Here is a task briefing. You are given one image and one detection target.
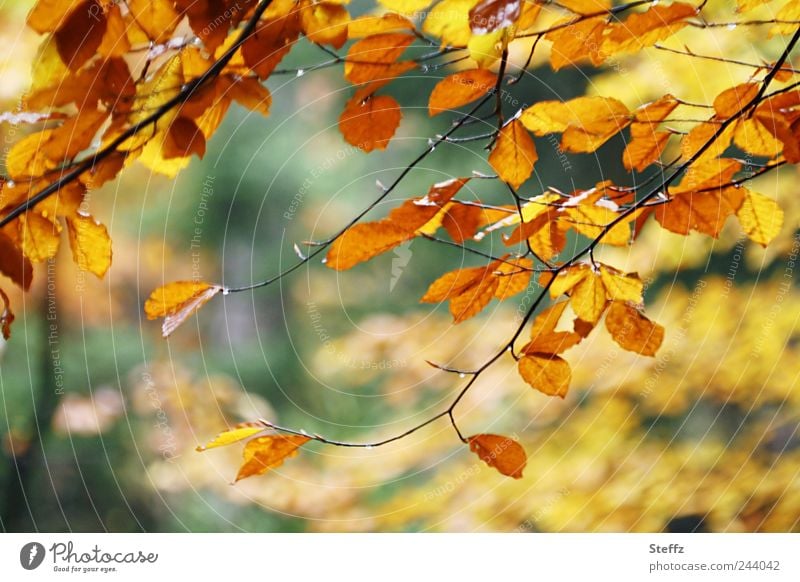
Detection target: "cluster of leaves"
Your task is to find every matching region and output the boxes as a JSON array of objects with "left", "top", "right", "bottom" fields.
[{"left": 2, "top": 0, "right": 796, "bottom": 482}]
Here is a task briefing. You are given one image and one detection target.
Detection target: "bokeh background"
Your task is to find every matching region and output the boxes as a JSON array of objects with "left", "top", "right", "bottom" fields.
[{"left": 1, "top": 0, "right": 798, "bottom": 532}]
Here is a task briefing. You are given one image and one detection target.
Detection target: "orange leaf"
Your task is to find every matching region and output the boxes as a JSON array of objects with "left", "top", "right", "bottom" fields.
[
  {"left": 733, "top": 117, "right": 784, "bottom": 158},
  {"left": 344, "top": 33, "right": 416, "bottom": 84},
  {"left": 449, "top": 275, "right": 499, "bottom": 322},
  {"left": 518, "top": 353, "right": 571, "bottom": 397},
  {"left": 27, "top": 0, "right": 82, "bottom": 33},
  {"left": 489, "top": 120, "right": 538, "bottom": 188},
  {"left": 546, "top": 16, "right": 606, "bottom": 70},
  {"left": 623, "top": 129, "right": 671, "bottom": 171},
  {"left": 227, "top": 77, "right": 272, "bottom": 117},
  {"left": 467, "top": 434, "right": 526, "bottom": 478},
  {"left": 493, "top": 257, "right": 533, "bottom": 299},
  {"left": 235, "top": 435, "right": 311, "bottom": 482},
  {"left": 339, "top": 93, "right": 402, "bottom": 152},
  {"left": 241, "top": 10, "right": 301, "bottom": 79},
  {"left": 421, "top": 266, "right": 488, "bottom": 302},
  {"left": 605, "top": 301, "right": 664, "bottom": 356},
  {"left": 713, "top": 83, "right": 760, "bottom": 119},
  {"left": 66, "top": 215, "right": 112, "bottom": 278},
  {"left": 196, "top": 424, "right": 266, "bottom": 452},
  {"left": 428, "top": 69, "right": 497, "bottom": 116},
  {"left": 524, "top": 301, "right": 582, "bottom": 355},
  {"left": 326, "top": 221, "right": 413, "bottom": 270},
  {"left": 633, "top": 94, "right": 679, "bottom": 124},
  {"left": 144, "top": 281, "right": 223, "bottom": 338},
  {"left": 603, "top": 2, "right": 697, "bottom": 55}
]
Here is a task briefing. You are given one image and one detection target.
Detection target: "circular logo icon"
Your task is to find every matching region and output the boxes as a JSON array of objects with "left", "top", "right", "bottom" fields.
[{"left": 19, "top": 542, "right": 45, "bottom": 570}]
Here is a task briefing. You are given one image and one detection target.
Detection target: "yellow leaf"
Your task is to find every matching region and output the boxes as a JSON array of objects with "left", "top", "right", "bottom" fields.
[
  {"left": 468, "top": 27, "right": 508, "bottom": 68},
  {"left": 144, "top": 281, "right": 223, "bottom": 338},
  {"left": 196, "top": 424, "right": 266, "bottom": 452},
  {"left": 605, "top": 301, "right": 664, "bottom": 356},
  {"left": 771, "top": 0, "right": 800, "bottom": 35},
  {"left": 236, "top": 435, "right": 311, "bottom": 482},
  {"left": 467, "top": 434, "right": 526, "bottom": 478},
  {"left": 599, "top": 266, "right": 643, "bottom": 303},
  {"left": 518, "top": 353, "right": 571, "bottom": 397},
  {"left": 623, "top": 129, "right": 671, "bottom": 171},
  {"left": 66, "top": 215, "right": 112, "bottom": 278},
  {"left": 713, "top": 83, "right": 760, "bottom": 119},
  {"left": 546, "top": 16, "right": 606, "bottom": 70},
  {"left": 570, "top": 271, "right": 607, "bottom": 323},
  {"left": 300, "top": 1, "right": 350, "bottom": 48},
  {"left": 423, "top": 0, "right": 480, "bottom": 47},
  {"left": 733, "top": 117, "right": 784, "bottom": 158},
  {"left": 736, "top": 189, "right": 783, "bottom": 246},
  {"left": 428, "top": 69, "right": 497, "bottom": 116},
  {"left": 19, "top": 213, "right": 61, "bottom": 263},
  {"left": 489, "top": 120, "right": 538, "bottom": 188}
]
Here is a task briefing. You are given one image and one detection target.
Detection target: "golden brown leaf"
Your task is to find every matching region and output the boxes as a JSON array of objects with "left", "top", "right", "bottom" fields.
[
  {"left": 518, "top": 353, "right": 571, "bottom": 397},
  {"left": 467, "top": 434, "right": 526, "bottom": 478},
  {"left": 449, "top": 276, "right": 499, "bottom": 322},
  {"left": 0, "top": 231, "right": 33, "bottom": 291},
  {"left": 605, "top": 301, "right": 664, "bottom": 356},
  {"left": 54, "top": 0, "right": 107, "bottom": 70},
  {"left": 489, "top": 120, "right": 538, "bottom": 188},
  {"left": 633, "top": 95, "right": 679, "bottom": 124},
  {"left": 428, "top": 69, "right": 497, "bottom": 116},
  {"left": 733, "top": 117, "right": 784, "bottom": 158},
  {"left": 599, "top": 266, "right": 643, "bottom": 304},
  {"left": 241, "top": 9, "right": 301, "bottom": 79},
  {"left": 144, "top": 281, "right": 223, "bottom": 338},
  {"left": 66, "top": 215, "right": 112, "bottom": 278},
  {"left": 126, "top": 0, "right": 182, "bottom": 44},
  {"left": 163, "top": 117, "right": 207, "bottom": 160},
  {"left": 27, "top": 0, "right": 82, "bottom": 33},
  {"left": 421, "top": 266, "right": 487, "bottom": 302},
  {"left": 523, "top": 301, "right": 583, "bottom": 355},
  {"left": 236, "top": 435, "right": 311, "bottom": 482}
]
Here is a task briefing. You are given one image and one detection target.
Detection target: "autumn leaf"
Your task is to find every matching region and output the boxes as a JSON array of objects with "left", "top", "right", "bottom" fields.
[
  {"left": 714, "top": 83, "right": 759, "bottom": 119},
  {"left": 339, "top": 93, "right": 402, "bottom": 152},
  {"left": 428, "top": 69, "right": 497, "bottom": 116},
  {"left": 489, "top": 120, "right": 538, "bottom": 188},
  {"left": 603, "top": 2, "right": 697, "bottom": 55},
  {"left": 344, "top": 33, "right": 416, "bottom": 84},
  {"left": 300, "top": 1, "right": 350, "bottom": 49},
  {"left": 521, "top": 301, "right": 582, "bottom": 355},
  {"left": 0, "top": 231, "right": 33, "bottom": 291},
  {"left": 735, "top": 189, "right": 783, "bottom": 246},
  {"left": 326, "top": 179, "right": 468, "bottom": 269},
  {"left": 144, "top": 281, "right": 224, "bottom": 338},
  {"left": 66, "top": 215, "right": 112, "bottom": 278},
  {"left": 518, "top": 353, "right": 572, "bottom": 397},
  {"left": 348, "top": 14, "right": 415, "bottom": 38},
  {"left": 53, "top": 0, "right": 107, "bottom": 70},
  {"left": 196, "top": 424, "right": 267, "bottom": 452},
  {"left": 605, "top": 301, "right": 664, "bottom": 356},
  {"left": 423, "top": 0, "right": 479, "bottom": 47},
  {"left": 235, "top": 435, "right": 311, "bottom": 482},
  {"left": 467, "top": 434, "right": 526, "bottom": 478}
]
